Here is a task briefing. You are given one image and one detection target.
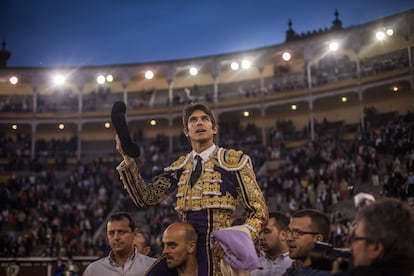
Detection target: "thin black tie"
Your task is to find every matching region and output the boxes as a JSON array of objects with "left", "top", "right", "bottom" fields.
[{"left": 190, "top": 155, "right": 202, "bottom": 187}]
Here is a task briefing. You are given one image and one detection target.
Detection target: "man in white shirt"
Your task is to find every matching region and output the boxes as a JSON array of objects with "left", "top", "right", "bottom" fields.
[{"left": 82, "top": 212, "right": 155, "bottom": 276}]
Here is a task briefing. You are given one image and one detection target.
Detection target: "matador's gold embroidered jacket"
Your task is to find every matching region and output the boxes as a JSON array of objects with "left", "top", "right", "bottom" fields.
[{"left": 117, "top": 146, "right": 268, "bottom": 276}]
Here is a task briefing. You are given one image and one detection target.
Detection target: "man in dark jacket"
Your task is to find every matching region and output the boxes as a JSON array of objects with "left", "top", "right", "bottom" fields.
[
  {"left": 116, "top": 103, "right": 268, "bottom": 276},
  {"left": 283, "top": 209, "right": 331, "bottom": 276},
  {"left": 332, "top": 198, "right": 414, "bottom": 276}
]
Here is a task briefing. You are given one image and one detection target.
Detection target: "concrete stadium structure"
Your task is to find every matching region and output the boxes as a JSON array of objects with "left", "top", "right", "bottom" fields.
[{"left": 1, "top": 9, "right": 413, "bottom": 162}]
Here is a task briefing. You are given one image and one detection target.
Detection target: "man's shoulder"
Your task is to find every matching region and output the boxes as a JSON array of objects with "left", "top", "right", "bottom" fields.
[
  {"left": 284, "top": 266, "right": 331, "bottom": 276},
  {"left": 82, "top": 257, "right": 109, "bottom": 275},
  {"left": 88, "top": 256, "right": 108, "bottom": 266},
  {"left": 219, "top": 147, "right": 244, "bottom": 157},
  {"left": 251, "top": 256, "right": 272, "bottom": 275},
  {"left": 165, "top": 153, "right": 191, "bottom": 171},
  {"left": 135, "top": 253, "right": 156, "bottom": 266},
  {"left": 131, "top": 255, "right": 157, "bottom": 275},
  {"left": 217, "top": 147, "right": 250, "bottom": 171}
]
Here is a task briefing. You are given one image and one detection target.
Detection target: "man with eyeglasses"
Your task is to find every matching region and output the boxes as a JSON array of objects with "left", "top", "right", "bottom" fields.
[
  {"left": 283, "top": 209, "right": 331, "bottom": 276},
  {"left": 332, "top": 198, "right": 414, "bottom": 276}
]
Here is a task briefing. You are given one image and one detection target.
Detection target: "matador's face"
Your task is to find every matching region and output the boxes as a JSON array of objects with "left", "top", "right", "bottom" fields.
[{"left": 184, "top": 109, "right": 217, "bottom": 145}]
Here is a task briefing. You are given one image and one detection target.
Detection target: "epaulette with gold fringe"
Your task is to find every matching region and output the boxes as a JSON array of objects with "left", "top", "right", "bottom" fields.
[
  {"left": 217, "top": 147, "right": 251, "bottom": 171},
  {"left": 164, "top": 153, "right": 191, "bottom": 171}
]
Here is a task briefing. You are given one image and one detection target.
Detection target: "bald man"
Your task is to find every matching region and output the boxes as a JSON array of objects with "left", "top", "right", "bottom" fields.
[{"left": 147, "top": 222, "right": 198, "bottom": 276}]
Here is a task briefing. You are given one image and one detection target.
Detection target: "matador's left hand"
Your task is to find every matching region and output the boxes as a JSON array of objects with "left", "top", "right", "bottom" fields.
[{"left": 211, "top": 242, "right": 226, "bottom": 259}]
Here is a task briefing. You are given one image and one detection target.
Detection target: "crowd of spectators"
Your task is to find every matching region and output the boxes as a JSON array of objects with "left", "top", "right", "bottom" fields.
[
  {"left": 0, "top": 159, "right": 123, "bottom": 258},
  {"left": 0, "top": 109, "right": 413, "bottom": 259},
  {"left": 137, "top": 110, "right": 414, "bottom": 254},
  {"left": 0, "top": 134, "right": 77, "bottom": 171}
]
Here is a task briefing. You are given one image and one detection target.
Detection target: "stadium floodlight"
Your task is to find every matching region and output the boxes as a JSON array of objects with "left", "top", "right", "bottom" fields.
[
  {"left": 241, "top": 60, "right": 251, "bottom": 69},
  {"left": 189, "top": 67, "right": 198, "bottom": 76},
  {"left": 53, "top": 74, "right": 66, "bottom": 86},
  {"left": 145, "top": 70, "right": 154, "bottom": 80},
  {"left": 329, "top": 41, "right": 339, "bottom": 52},
  {"left": 97, "top": 75, "right": 106, "bottom": 84},
  {"left": 376, "top": 31, "right": 385, "bottom": 41},
  {"left": 282, "top": 52, "right": 291, "bottom": 61},
  {"left": 9, "top": 76, "right": 18, "bottom": 85},
  {"left": 231, "top": 62, "right": 239, "bottom": 71},
  {"left": 376, "top": 27, "right": 393, "bottom": 41},
  {"left": 106, "top": 75, "right": 113, "bottom": 82}
]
